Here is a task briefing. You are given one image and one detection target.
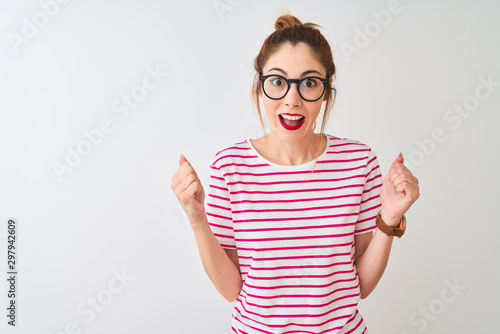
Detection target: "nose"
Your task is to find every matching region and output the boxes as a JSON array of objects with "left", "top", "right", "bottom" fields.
[{"left": 283, "top": 83, "right": 302, "bottom": 107}]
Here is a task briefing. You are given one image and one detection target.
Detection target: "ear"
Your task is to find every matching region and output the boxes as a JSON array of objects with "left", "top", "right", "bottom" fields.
[{"left": 324, "top": 76, "right": 334, "bottom": 101}]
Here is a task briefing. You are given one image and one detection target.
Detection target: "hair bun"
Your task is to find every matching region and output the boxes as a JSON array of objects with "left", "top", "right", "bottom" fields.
[
  {"left": 274, "top": 13, "right": 321, "bottom": 31},
  {"left": 274, "top": 14, "right": 302, "bottom": 31}
]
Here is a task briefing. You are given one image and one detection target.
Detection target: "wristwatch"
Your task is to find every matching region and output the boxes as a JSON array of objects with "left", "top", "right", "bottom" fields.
[{"left": 376, "top": 211, "right": 406, "bottom": 238}]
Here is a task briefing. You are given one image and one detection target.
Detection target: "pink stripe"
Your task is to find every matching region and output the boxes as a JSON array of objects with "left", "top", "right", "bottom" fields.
[
  {"left": 227, "top": 174, "right": 366, "bottom": 186},
  {"left": 366, "top": 171, "right": 381, "bottom": 182},
  {"left": 235, "top": 232, "right": 354, "bottom": 243},
  {"left": 210, "top": 184, "right": 229, "bottom": 192},
  {"left": 234, "top": 302, "right": 354, "bottom": 330},
  {"left": 365, "top": 165, "right": 380, "bottom": 178},
  {"left": 238, "top": 292, "right": 359, "bottom": 309},
  {"left": 244, "top": 276, "right": 358, "bottom": 290},
  {"left": 233, "top": 202, "right": 359, "bottom": 214},
  {"left": 219, "top": 162, "right": 270, "bottom": 169},
  {"left": 207, "top": 222, "right": 232, "bottom": 230},
  {"left": 207, "top": 203, "right": 231, "bottom": 211},
  {"left": 345, "top": 309, "right": 359, "bottom": 325},
  {"left": 326, "top": 149, "right": 370, "bottom": 154},
  {"left": 231, "top": 193, "right": 361, "bottom": 205},
  {"left": 366, "top": 155, "right": 376, "bottom": 167},
  {"left": 209, "top": 164, "right": 222, "bottom": 171},
  {"left": 362, "top": 182, "right": 382, "bottom": 194},
  {"left": 208, "top": 194, "right": 230, "bottom": 201},
  {"left": 355, "top": 225, "right": 376, "bottom": 234},
  {"left": 238, "top": 251, "right": 351, "bottom": 262},
  {"left": 360, "top": 194, "right": 378, "bottom": 204},
  {"left": 231, "top": 184, "right": 364, "bottom": 195},
  {"left": 223, "top": 165, "right": 365, "bottom": 178},
  {"left": 359, "top": 203, "right": 381, "bottom": 214},
  {"left": 246, "top": 269, "right": 354, "bottom": 280},
  {"left": 235, "top": 242, "right": 353, "bottom": 252},
  {"left": 206, "top": 212, "right": 231, "bottom": 221},
  {"left": 213, "top": 232, "right": 234, "bottom": 240},
  {"left": 234, "top": 222, "right": 355, "bottom": 233},
  {"left": 233, "top": 212, "right": 358, "bottom": 223},
  {"left": 343, "top": 311, "right": 364, "bottom": 334},
  {"left": 210, "top": 175, "right": 225, "bottom": 181},
  {"left": 238, "top": 300, "right": 358, "bottom": 319},
  {"left": 329, "top": 142, "right": 364, "bottom": 148},
  {"left": 356, "top": 214, "right": 377, "bottom": 224},
  {"left": 213, "top": 154, "right": 259, "bottom": 165},
  {"left": 240, "top": 281, "right": 359, "bottom": 300},
  {"left": 245, "top": 261, "right": 353, "bottom": 272},
  {"left": 233, "top": 316, "right": 275, "bottom": 334},
  {"left": 216, "top": 145, "right": 251, "bottom": 155}
]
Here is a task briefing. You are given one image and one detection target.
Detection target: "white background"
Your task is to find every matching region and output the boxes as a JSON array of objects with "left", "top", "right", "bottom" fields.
[{"left": 1, "top": 0, "right": 499, "bottom": 333}]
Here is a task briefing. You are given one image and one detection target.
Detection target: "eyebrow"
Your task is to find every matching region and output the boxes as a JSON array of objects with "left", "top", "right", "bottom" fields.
[{"left": 266, "top": 67, "right": 323, "bottom": 77}]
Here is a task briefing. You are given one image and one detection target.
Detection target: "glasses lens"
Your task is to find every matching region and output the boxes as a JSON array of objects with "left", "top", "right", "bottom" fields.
[
  {"left": 299, "top": 78, "right": 325, "bottom": 101},
  {"left": 263, "top": 75, "right": 288, "bottom": 99}
]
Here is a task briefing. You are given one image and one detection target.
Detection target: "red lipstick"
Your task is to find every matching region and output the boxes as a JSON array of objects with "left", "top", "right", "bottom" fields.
[{"left": 278, "top": 114, "right": 305, "bottom": 131}]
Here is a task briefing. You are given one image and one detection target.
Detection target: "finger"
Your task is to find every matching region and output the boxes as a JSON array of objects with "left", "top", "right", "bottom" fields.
[
  {"left": 179, "top": 154, "right": 187, "bottom": 166},
  {"left": 185, "top": 179, "right": 202, "bottom": 201},
  {"left": 388, "top": 162, "right": 404, "bottom": 182},
  {"left": 395, "top": 181, "right": 420, "bottom": 201},
  {"left": 172, "top": 154, "right": 189, "bottom": 183},
  {"left": 178, "top": 174, "right": 199, "bottom": 200},
  {"left": 393, "top": 171, "right": 419, "bottom": 190},
  {"left": 172, "top": 164, "right": 195, "bottom": 192},
  {"left": 172, "top": 158, "right": 198, "bottom": 188}
]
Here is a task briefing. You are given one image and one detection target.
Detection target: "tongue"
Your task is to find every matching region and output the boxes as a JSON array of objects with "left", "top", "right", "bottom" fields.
[{"left": 283, "top": 118, "right": 301, "bottom": 126}]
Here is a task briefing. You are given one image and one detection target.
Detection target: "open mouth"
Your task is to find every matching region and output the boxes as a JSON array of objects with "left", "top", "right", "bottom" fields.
[{"left": 279, "top": 114, "right": 305, "bottom": 131}]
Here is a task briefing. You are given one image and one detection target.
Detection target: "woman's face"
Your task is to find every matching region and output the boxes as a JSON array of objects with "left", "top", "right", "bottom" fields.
[{"left": 260, "top": 42, "right": 327, "bottom": 142}]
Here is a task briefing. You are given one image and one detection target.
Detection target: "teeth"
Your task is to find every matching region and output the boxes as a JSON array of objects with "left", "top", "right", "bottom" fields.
[{"left": 281, "top": 114, "right": 304, "bottom": 121}]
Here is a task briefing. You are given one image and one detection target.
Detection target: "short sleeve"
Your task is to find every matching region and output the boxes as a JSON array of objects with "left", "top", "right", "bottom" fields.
[
  {"left": 205, "top": 157, "right": 236, "bottom": 249},
  {"left": 355, "top": 148, "right": 383, "bottom": 235}
]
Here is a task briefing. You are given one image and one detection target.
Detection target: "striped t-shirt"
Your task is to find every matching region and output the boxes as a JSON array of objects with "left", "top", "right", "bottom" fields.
[{"left": 206, "top": 134, "right": 382, "bottom": 334}]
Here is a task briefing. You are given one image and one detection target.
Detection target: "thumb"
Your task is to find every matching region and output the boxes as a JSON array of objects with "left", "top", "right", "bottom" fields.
[
  {"left": 179, "top": 154, "right": 188, "bottom": 166},
  {"left": 392, "top": 152, "right": 404, "bottom": 166},
  {"left": 386, "top": 152, "right": 405, "bottom": 182}
]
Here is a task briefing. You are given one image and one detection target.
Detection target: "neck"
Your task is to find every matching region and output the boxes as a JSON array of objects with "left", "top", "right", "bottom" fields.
[{"left": 261, "top": 132, "right": 325, "bottom": 166}]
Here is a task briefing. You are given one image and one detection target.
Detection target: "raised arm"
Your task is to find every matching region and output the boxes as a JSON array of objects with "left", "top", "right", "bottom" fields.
[
  {"left": 171, "top": 154, "right": 242, "bottom": 302},
  {"left": 354, "top": 153, "right": 420, "bottom": 299}
]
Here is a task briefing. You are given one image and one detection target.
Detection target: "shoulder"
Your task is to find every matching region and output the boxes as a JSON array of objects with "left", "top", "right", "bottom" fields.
[
  {"left": 325, "top": 134, "right": 379, "bottom": 169},
  {"left": 209, "top": 138, "right": 252, "bottom": 169},
  {"left": 325, "top": 134, "right": 373, "bottom": 152}
]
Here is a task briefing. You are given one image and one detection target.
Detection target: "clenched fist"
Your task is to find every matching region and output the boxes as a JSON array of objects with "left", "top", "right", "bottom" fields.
[
  {"left": 380, "top": 153, "right": 420, "bottom": 225},
  {"left": 171, "top": 154, "right": 207, "bottom": 226}
]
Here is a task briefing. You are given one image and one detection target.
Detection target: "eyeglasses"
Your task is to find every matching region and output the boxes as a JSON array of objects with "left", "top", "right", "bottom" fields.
[{"left": 259, "top": 74, "right": 329, "bottom": 102}]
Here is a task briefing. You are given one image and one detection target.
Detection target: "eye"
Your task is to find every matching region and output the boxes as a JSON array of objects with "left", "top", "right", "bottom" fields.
[
  {"left": 301, "top": 78, "right": 319, "bottom": 89},
  {"left": 269, "top": 77, "right": 286, "bottom": 87}
]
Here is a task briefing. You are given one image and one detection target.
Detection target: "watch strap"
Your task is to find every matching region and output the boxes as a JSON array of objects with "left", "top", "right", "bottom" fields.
[{"left": 376, "top": 211, "right": 406, "bottom": 238}]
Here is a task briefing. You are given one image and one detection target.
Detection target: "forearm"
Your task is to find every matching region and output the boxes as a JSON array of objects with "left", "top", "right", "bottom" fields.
[
  {"left": 355, "top": 214, "right": 400, "bottom": 299},
  {"left": 190, "top": 216, "right": 242, "bottom": 302}
]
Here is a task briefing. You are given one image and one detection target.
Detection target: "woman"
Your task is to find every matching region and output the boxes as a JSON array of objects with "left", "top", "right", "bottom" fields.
[{"left": 171, "top": 13, "right": 419, "bottom": 334}]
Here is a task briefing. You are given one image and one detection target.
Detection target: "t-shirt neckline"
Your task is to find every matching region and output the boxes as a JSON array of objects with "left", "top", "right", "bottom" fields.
[{"left": 246, "top": 134, "right": 330, "bottom": 171}]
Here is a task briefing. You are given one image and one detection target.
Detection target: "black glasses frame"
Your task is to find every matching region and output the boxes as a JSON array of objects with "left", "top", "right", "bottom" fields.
[{"left": 259, "top": 74, "right": 330, "bottom": 102}]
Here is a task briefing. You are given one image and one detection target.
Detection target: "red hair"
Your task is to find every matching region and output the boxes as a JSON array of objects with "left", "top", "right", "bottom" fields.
[{"left": 252, "top": 12, "right": 337, "bottom": 135}]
